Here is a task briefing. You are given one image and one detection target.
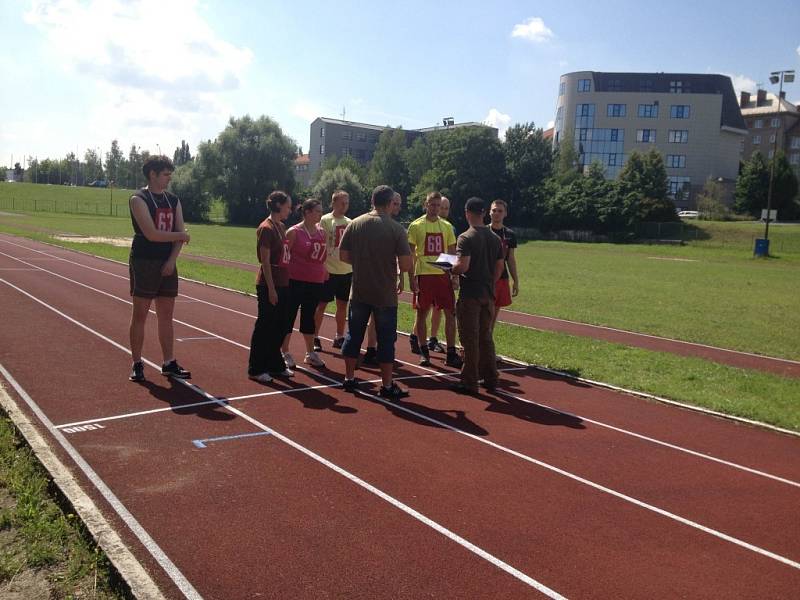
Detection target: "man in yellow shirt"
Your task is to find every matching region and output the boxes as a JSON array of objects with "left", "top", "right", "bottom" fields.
[
  {"left": 315, "top": 190, "right": 352, "bottom": 350},
  {"left": 407, "top": 191, "right": 462, "bottom": 367}
]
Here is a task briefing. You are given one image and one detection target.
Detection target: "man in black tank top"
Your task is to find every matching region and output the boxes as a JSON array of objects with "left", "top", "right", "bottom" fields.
[{"left": 128, "top": 155, "right": 191, "bottom": 382}]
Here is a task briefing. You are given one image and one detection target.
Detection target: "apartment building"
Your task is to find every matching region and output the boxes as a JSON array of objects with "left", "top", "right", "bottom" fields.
[
  {"left": 553, "top": 71, "right": 747, "bottom": 206},
  {"left": 308, "top": 117, "right": 496, "bottom": 177},
  {"left": 739, "top": 89, "right": 800, "bottom": 174}
]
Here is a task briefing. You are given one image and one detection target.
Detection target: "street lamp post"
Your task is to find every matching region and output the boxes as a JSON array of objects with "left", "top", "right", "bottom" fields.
[{"left": 762, "top": 69, "right": 795, "bottom": 246}]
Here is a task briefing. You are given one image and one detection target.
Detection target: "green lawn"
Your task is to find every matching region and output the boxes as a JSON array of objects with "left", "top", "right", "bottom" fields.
[{"left": 0, "top": 181, "right": 137, "bottom": 217}]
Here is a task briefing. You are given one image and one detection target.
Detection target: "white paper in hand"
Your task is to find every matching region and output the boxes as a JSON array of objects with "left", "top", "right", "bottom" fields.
[{"left": 431, "top": 253, "right": 457, "bottom": 270}]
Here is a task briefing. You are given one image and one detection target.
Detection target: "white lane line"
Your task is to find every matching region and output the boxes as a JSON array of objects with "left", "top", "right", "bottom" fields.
[
  {"left": 0, "top": 277, "right": 564, "bottom": 598},
  {"left": 0, "top": 358, "right": 202, "bottom": 599},
  {"left": 0, "top": 267, "right": 40, "bottom": 270},
  {"left": 53, "top": 368, "right": 528, "bottom": 430},
  {"left": 4, "top": 235, "right": 800, "bottom": 369},
  {"left": 3, "top": 245, "right": 798, "bottom": 489},
  {"left": 176, "top": 336, "right": 219, "bottom": 342}
]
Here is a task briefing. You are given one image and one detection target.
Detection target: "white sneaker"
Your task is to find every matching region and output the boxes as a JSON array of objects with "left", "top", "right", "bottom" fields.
[
  {"left": 304, "top": 351, "right": 325, "bottom": 368},
  {"left": 282, "top": 352, "right": 296, "bottom": 369},
  {"left": 272, "top": 368, "right": 295, "bottom": 378},
  {"left": 248, "top": 373, "right": 273, "bottom": 384}
]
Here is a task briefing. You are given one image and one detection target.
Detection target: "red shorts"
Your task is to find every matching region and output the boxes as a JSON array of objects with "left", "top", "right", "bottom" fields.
[
  {"left": 416, "top": 273, "right": 455, "bottom": 311},
  {"left": 495, "top": 278, "right": 512, "bottom": 308}
]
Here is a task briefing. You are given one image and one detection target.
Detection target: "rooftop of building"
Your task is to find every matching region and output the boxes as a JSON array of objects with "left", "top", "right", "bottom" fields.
[
  {"left": 294, "top": 154, "right": 310, "bottom": 165},
  {"left": 561, "top": 71, "right": 746, "bottom": 130},
  {"left": 313, "top": 117, "right": 387, "bottom": 131},
  {"left": 740, "top": 91, "right": 800, "bottom": 116},
  {"left": 312, "top": 116, "right": 496, "bottom": 135}
]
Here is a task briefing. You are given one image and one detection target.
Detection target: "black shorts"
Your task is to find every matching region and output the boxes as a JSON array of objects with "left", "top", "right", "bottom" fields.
[
  {"left": 129, "top": 257, "right": 178, "bottom": 298},
  {"left": 320, "top": 272, "right": 352, "bottom": 303}
]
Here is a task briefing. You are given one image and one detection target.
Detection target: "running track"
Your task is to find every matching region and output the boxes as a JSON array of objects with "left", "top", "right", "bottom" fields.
[
  {"left": 1, "top": 234, "right": 799, "bottom": 599},
  {"left": 182, "top": 252, "right": 800, "bottom": 378}
]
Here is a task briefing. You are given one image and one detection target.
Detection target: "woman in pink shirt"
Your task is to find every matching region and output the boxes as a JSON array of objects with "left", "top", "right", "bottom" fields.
[{"left": 282, "top": 199, "right": 328, "bottom": 368}]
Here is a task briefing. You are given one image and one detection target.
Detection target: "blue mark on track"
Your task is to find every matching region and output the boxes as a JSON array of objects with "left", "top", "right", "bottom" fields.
[{"left": 192, "top": 431, "right": 271, "bottom": 449}]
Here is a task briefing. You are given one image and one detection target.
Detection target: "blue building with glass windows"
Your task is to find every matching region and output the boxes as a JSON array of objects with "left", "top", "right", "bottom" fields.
[{"left": 553, "top": 72, "right": 746, "bottom": 207}]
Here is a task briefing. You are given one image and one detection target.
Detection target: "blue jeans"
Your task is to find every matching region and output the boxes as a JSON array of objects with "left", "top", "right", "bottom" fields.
[{"left": 342, "top": 300, "right": 398, "bottom": 364}]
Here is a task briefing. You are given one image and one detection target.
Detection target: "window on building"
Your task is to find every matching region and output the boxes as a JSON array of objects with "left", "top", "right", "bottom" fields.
[
  {"left": 771, "top": 118, "right": 780, "bottom": 128},
  {"left": 670, "top": 105, "right": 690, "bottom": 119},
  {"left": 610, "top": 128, "right": 620, "bottom": 142},
  {"left": 768, "top": 149, "right": 774, "bottom": 159},
  {"left": 668, "top": 176, "right": 691, "bottom": 197},
  {"left": 578, "top": 79, "right": 591, "bottom": 92},
  {"left": 342, "top": 130, "right": 352, "bottom": 140},
  {"left": 607, "top": 104, "right": 626, "bottom": 117},
  {"left": 789, "top": 153, "right": 800, "bottom": 165},
  {"left": 666, "top": 154, "right": 686, "bottom": 168},
  {"left": 319, "top": 144, "right": 325, "bottom": 155},
  {"left": 769, "top": 134, "right": 776, "bottom": 144},
  {"left": 320, "top": 127, "right": 325, "bottom": 137},
  {"left": 636, "top": 129, "right": 656, "bottom": 143},
  {"left": 608, "top": 154, "right": 618, "bottom": 166},
  {"left": 739, "top": 140, "right": 744, "bottom": 153},
  {"left": 752, "top": 135, "right": 761, "bottom": 145},
  {"left": 342, "top": 147, "right": 352, "bottom": 156},
  {"left": 669, "top": 81, "right": 683, "bottom": 93},
  {"left": 354, "top": 149, "right": 366, "bottom": 160},
  {"left": 639, "top": 79, "right": 653, "bottom": 92},
  {"left": 559, "top": 81, "right": 566, "bottom": 96},
  {"left": 608, "top": 79, "right": 623, "bottom": 92},
  {"left": 791, "top": 137, "right": 800, "bottom": 149},
  {"left": 754, "top": 119, "right": 763, "bottom": 129},
  {"left": 577, "top": 104, "right": 593, "bottom": 116},
  {"left": 638, "top": 104, "right": 658, "bottom": 118},
  {"left": 355, "top": 132, "right": 367, "bottom": 142},
  {"left": 369, "top": 133, "right": 379, "bottom": 143},
  {"left": 668, "top": 130, "right": 689, "bottom": 143}
]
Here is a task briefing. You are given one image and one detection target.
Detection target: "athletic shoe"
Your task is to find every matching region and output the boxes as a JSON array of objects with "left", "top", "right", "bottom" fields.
[
  {"left": 481, "top": 380, "right": 498, "bottom": 392},
  {"left": 361, "top": 347, "right": 378, "bottom": 366},
  {"left": 270, "top": 368, "right": 295, "bottom": 378},
  {"left": 304, "top": 351, "right": 325, "bottom": 368},
  {"left": 409, "top": 334, "right": 421, "bottom": 355},
  {"left": 313, "top": 337, "right": 323, "bottom": 352},
  {"left": 450, "top": 383, "right": 479, "bottom": 396},
  {"left": 282, "top": 352, "right": 296, "bottom": 369},
  {"left": 162, "top": 360, "right": 191, "bottom": 379},
  {"left": 342, "top": 378, "right": 359, "bottom": 393},
  {"left": 379, "top": 382, "right": 410, "bottom": 400},
  {"left": 446, "top": 351, "right": 464, "bottom": 369},
  {"left": 419, "top": 347, "right": 431, "bottom": 366},
  {"left": 427, "top": 337, "right": 446, "bottom": 353},
  {"left": 332, "top": 336, "right": 345, "bottom": 349},
  {"left": 129, "top": 361, "right": 145, "bottom": 382},
  {"left": 248, "top": 373, "right": 273, "bottom": 384}
]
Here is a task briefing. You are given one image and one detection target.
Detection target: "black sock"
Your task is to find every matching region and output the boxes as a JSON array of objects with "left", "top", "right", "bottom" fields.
[{"left": 447, "top": 346, "right": 457, "bottom": 354}]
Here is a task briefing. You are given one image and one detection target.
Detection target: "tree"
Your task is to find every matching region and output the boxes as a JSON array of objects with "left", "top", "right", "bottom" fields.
[
  {"left": 768, "top": 152, "right": 799, "bottom": 220},
  {"left": 696, "top": 178, "right": 730, "bottom": 221},
  {"left": 83, "top": 148, "right": 104, "bottom": 182},
  {"left": 127, "top": 144, "right": 144, "bottom": 189},
  {"left": 411, "top": 127, "right": 507, "bottom": 230},
  {"left": 170, "top": 161, "right": 210, "bottom": 222},
  {"left": 615, "top": 149, "right": 675, "bottom": 225},
  {"left": 13, "top": 162, "right": 22, "bottom": 181},
  {"left": 545, "top": 162, "right": 612, "bottom": 231},
  {"left": 368, "top": 127, "right": 410, "bottom": 198},
  {"left": 105, "top": 140, "right": 124, "bottom": 185},
  {"left": 173, "top": 140, "right": 193, "bottom": 166},
  {"left": 552, "top": 142, "right": 581, "bottom": 187},
  {"left": 311, "top": 167, "right": 368, "bottom": 217},
  {"left": 201, "top": 115, "right": 298, "bottom": 225},
  {"left": 404, "top": 137, "right": 431, "bottom": 184},
  {"left": 734, "top": 152, "right": 769, "bottom": 216},
  {"left": 503, "top": 122, "right": 553, "bottom": 225}
]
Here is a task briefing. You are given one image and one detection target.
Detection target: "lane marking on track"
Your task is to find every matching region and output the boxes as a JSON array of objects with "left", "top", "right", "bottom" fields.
[
  {"left": 5, "top": 261, "right": 800, "bottom": 572},
  {"left": 2, "top": 245, "right": 798, "bottom": 488},
  {"left": 0, "top": 277, "right": 564, "bottom": 598},
  {"left": 176, "top": 336, "right": 219, "bottom": 342},
  {"left": 53, "top": 367, "right": 528, "bottom": 430},
  {"left": 0, "top": 358, "right": 203, "bottom": 600},
  {"left": 0, "top": 267, "right": 40, "bottom": 270},
  {"left": 4, "top": 235, "right": 798, "bottom": 368},
  {"left": 192, "top": 431, "right": 272, "bottom": 449}
]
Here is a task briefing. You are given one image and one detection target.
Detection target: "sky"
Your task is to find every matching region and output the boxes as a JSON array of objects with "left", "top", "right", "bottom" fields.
[{"left": 1, "top": 0, "right": 799, "bottom": 167}]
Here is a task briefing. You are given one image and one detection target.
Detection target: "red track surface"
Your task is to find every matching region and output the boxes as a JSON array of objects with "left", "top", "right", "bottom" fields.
[
  {"left": 182, "top": 252, "right": 800, "bottom": 378},
  {"left": 1, "top": 233, "right": 799, "bottom": 599}
]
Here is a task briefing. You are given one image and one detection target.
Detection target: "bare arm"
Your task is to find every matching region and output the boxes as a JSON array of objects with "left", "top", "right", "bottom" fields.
[
  {"left": 507, "top": 247, "right": 519, "bottom": 295},
  {"left": 451, "top": 255, "right": 470, "bottom": 275},
  {"left": 397, "top": 254, "right": 413, "bottom": 273},
  {"left": 160, "top": 201, "right": 188, "bottom": 275},
  {"left": 493, "top": 258, "right": 505, "bottom": 282},
  {"left": 260, "top": 246, "right": 279, "bottom": 304},
  {"left": 130, "top": 197, "right": 190, "bottom": 243},
  {"left": 339, "top": 249, "right": 352, "bottom": 265}
]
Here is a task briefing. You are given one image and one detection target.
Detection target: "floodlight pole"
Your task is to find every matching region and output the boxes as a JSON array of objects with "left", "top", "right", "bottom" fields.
[{"left": 764, "top": 70, "right": 794, "bottom": 241}]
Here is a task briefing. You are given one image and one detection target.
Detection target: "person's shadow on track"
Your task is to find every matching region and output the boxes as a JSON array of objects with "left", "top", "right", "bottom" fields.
[
  {"left": 140, "top": 379, "right": 236, "bottom": 421},
  {"left": 483, "top": 391, "right": 585, "bottom": 429}
]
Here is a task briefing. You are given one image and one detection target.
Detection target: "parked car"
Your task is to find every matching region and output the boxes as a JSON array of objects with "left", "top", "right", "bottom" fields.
[
  {"left": 677, "top": 210, "right": 699, "bottom": 218},
  {"left": 87, "top": 179, "right": 108, "bottom": 188}
]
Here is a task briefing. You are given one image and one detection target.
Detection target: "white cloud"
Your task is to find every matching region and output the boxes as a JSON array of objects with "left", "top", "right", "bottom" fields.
[
  {"left": 483, "top": 108, "right": 511, "bottom": 139},
  {"left": 291, "top": 100, "right": 327, "bottom": 122},
  {"left": 546, "top": 120, "right": 555, "bottom": 129},
  {"left": 25, "top": 0, "right": 252, "bottom": 92},
  {"left": 510, "top": 17, "right": 554, "bottom": 43},
  {"left": 724, "top": 73, "right": 758, "bottom": 97}
]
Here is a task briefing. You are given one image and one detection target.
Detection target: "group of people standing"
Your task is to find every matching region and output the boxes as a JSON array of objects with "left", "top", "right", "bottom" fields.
[{"left": 126, "top": 155, "right": 520, "bottom": 399}]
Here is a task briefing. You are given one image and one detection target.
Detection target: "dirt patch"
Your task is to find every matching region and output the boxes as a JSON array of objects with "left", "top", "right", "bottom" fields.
[{"left": 53, "top": 235, "right": 132, "bottom": 247}]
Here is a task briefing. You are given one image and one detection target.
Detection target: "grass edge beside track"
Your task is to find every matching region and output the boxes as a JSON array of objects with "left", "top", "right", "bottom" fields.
[
  {"left": 0, "top": 382, "right": 139, "bottom": 598},
  {"left": 0, "top": 229, "right": 797, "bottom": 433}
]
